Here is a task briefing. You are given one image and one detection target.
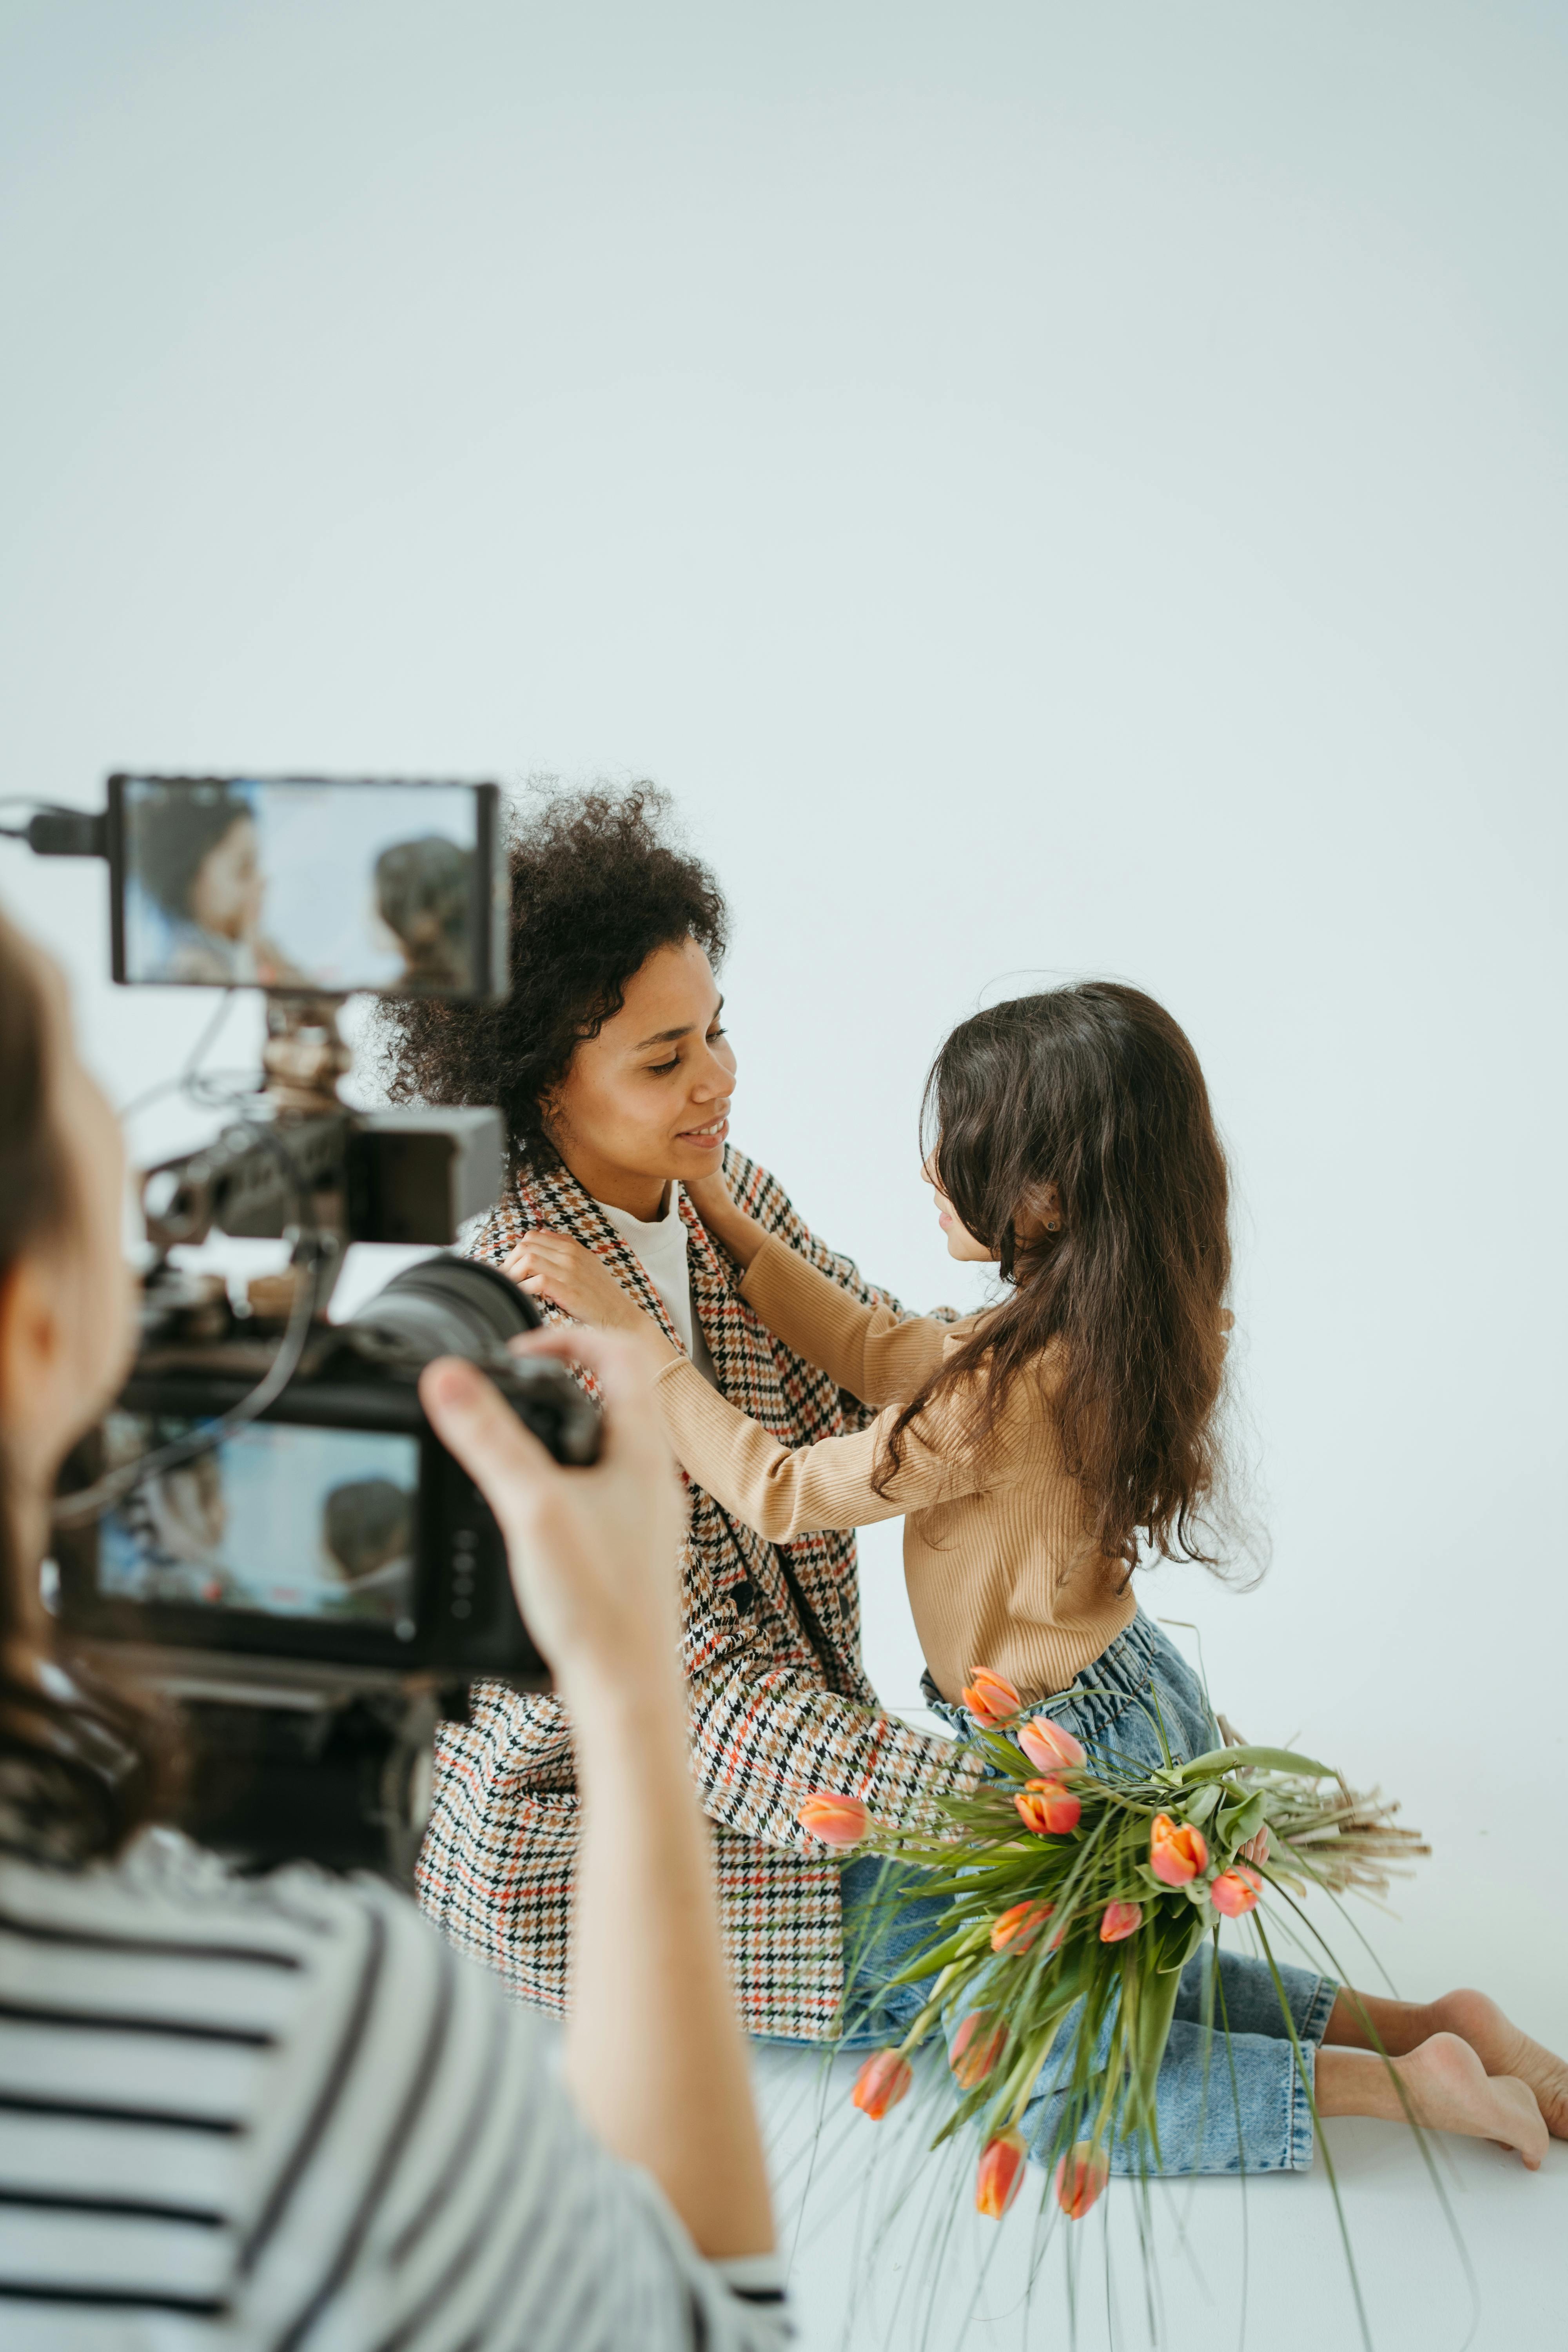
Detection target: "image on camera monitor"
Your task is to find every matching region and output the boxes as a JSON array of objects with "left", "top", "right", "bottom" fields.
[
  {"left": 120, "top": 777, "right": 480, "bottom": 992},
  {"left": 98, "top": 1415, "right": 421, "bottom": 1634}
]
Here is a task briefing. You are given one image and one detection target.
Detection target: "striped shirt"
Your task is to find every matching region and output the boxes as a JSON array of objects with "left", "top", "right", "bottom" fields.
[{"left": 0, "top": 1830, "right": 790, "bottom": 2350}]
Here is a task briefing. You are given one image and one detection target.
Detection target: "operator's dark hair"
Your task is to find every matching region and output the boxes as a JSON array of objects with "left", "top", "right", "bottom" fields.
[
  {"left": 376, "top": 785, "right": 728, "bottom": 1171},
  {"left": 0, "top": 909, "right": 171, "bottom": 1861},
  {"left": 128, "top": 781, "right": 254, "bottom": 920},
  {"left": 877, "top": 982, "right": 1240, "bottom": 1574}
]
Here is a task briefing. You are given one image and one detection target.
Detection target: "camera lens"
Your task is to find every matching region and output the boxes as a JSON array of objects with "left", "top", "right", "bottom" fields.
[
  {"left": 346, "top": 1256, "right": 542, "bottom": 1359},
  {"left": 344, "top": 1256, "right": 598, "bottom": 1466}
]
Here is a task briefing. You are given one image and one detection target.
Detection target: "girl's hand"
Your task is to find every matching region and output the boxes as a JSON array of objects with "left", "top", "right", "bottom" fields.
[
  {"left": 502, "top": 1230, "right": 662, "bottom": 1344},
  {"left": 1240, "top": 1826, "right": 1270, "bottom": 1868},
  {"left": 684, "top": 1171, "right": 764, "bottom": 1270}
]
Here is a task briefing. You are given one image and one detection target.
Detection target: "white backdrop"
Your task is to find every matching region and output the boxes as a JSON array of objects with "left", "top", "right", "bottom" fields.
[{"left": 2, "top": 4, "right": 1564, "bottom": 2342}]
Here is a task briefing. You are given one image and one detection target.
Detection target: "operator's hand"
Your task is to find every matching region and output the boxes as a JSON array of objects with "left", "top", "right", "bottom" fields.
[
  {"left": 418, "top": 1330, "right": 686, "bottom": 1697},
  {"left": 501, "top": 1228, "right": 672, "bottom": 1348}
]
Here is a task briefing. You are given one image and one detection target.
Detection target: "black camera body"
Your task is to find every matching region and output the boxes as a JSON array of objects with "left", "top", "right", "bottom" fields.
[
  {"left": 58, "top": 1257, "right": 593, "bottom": 1690},
  {"left": 55, "top": 1256, "right": 598, "bottom": 1879}
]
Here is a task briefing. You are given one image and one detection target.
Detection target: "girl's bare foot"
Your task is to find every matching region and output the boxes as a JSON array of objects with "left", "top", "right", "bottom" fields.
[
  {"left": 1316, "top": 2033, "right": 1548, "bottom": 2167},
  {"left": 1427, "top": 1989, "right": 1568, "bottom": 2142},
  {"left": 1400, "top": 2035, "right": 1547, "bottom": 2167}
]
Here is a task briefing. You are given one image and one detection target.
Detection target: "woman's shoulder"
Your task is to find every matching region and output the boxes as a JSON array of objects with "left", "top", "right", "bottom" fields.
[
  {"left": 462, "top": 1149, "right": 596, "bottom": 1261},
  {"left": 718, "top": 1143, "right": 795, "bottom": 1232}
]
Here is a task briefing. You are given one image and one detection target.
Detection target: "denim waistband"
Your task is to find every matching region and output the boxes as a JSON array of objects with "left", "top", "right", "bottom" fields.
[
  {"left": 1034, "top": 1610, "right": 1168, "bottom": 1745},
  {"left": 921, "top": 1611, "right": 1165, "bottom": 1734},
  {"left": 921, "top": 1610, "right": 1217, "bottom": 1764}
]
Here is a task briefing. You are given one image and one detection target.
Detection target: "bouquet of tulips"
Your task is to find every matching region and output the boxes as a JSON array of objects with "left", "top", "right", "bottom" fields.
[{"left": 799, "top": 1669, "right": 1426, "bottom": 2225}]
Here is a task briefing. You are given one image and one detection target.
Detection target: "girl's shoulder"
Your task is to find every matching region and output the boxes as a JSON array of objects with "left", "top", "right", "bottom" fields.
[{"left": 938, "top": 1322, "right": 1068, "bottom": 1436}]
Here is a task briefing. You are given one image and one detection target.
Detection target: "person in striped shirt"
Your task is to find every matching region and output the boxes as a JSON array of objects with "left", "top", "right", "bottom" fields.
[{"left": 0, "top": 903, "right": 796, "bottom": 2348}]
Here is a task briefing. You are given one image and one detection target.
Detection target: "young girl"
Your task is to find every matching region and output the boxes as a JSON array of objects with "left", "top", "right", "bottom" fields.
[{"left": 513, "top": 980, "right": 1566, "bottom": 2176}]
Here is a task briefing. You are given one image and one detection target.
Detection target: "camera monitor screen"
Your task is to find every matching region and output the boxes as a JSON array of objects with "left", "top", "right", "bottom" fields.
[
  {"left": 110, "top": 775, "right": 503, "bottom": 996},
  {"left": 93, "top": 1414, "right": 421, "bottom": 1638}
]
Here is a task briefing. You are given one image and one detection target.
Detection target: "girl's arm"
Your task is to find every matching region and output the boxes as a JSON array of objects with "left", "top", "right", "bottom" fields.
[
  {"left": 686, "top": 1173, "right": 952, "bottom": 1407},
  {"left": 652, "top": 1353, "right": 984, "bottom": 1541}
]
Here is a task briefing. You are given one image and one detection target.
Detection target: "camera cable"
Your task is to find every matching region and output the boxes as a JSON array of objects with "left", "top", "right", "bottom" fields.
[{"left": 51, "top": 1217, "right": 332, "bottom": 1530}]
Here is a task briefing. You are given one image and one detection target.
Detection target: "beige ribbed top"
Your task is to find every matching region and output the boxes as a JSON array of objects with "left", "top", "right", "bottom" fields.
[{"left": 653, "top": 1234, "right": 1137, "bottom": 1706}]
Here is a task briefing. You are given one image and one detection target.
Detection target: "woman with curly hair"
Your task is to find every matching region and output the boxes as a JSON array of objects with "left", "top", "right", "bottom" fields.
[{"left": 379, "top": 785, "right": 979, "bottom": 2041}]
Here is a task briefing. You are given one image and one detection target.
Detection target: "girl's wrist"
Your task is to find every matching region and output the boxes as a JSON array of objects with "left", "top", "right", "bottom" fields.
[
  {"left": 685, "top": 1175, "right": 762, "bottom": 1267},
  {"left": 713, "top": 1203, "right": 764, "bottom": 1269}
]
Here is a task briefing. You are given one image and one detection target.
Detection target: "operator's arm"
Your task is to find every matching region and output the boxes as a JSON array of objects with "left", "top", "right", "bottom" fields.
[{"left": 420, "top": 1336, "right": 773, "bottom": 2270}]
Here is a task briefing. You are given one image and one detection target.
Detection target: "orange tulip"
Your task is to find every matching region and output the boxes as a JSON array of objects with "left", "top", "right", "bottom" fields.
[
  {"left": 962, "top": 1669, "right": 1022, "bottom": 1726},
  {"left": 950, "top": 2009, "right": 1008, "bottom": 2088},
  {"left": 1098, "top": 1899, "right": 1143, "bottom": 1943},
  {"left": 1149, "top": 1811, "right": 1208, "bottom": 1886},
  {"left": 1014, "top": 1777, "right": 1082, "bottom": 1836},
  {"left": 990, "top": 1898, "right": 1055, "bottom": 1955},
  {"left": 1054, "top": 2141, "right": 1111, "bottom": 2219},
  {"left": 851, "top": 2049, "right": 913, "bottom": 2119},
  {"left": 796, "top": 1792, "right": 869, "bottom": 1847},
  {"left": 975, "top": 2129, "right": 1028, "bottom": 2218},
  {"left": 1210, "top": 1863, "right": 1263, "bottom": 1918},
  {"left": 1017, "top": 1717, "right": 1088, "bottom": 1775}
]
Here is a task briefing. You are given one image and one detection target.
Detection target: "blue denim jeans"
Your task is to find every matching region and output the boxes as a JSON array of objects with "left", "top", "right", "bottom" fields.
[{"left": 836, "top": 1612, "right": 1338, "bottom": 2176}]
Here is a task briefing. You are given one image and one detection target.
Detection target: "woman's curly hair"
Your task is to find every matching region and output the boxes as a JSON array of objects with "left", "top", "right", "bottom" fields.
[{"left": 375, "top": 784, "right": 728, "bottom": 1171}]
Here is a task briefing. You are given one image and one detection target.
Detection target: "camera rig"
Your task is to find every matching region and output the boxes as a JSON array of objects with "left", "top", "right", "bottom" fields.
[{"left": 13, "top": 782, "right": 598, "bottom": 1884}]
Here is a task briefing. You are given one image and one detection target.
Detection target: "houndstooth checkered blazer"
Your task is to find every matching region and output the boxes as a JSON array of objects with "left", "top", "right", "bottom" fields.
[{"left": 414, "top": 1144, "right": 979, "bottom": 2041}]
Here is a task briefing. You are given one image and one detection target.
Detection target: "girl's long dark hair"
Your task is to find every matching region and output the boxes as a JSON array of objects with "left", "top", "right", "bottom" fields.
[
  {"left": 0, "top": 912, "right": 169, "bottom": 1862},
  {"left": 877, "top": 983, "right": 1237, "bottom": 1571}
]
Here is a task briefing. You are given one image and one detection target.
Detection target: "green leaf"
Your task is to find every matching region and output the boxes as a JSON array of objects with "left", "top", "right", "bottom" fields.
[{"left": 1180, "top": 1744, "right": 1333, "bottom": 1780}]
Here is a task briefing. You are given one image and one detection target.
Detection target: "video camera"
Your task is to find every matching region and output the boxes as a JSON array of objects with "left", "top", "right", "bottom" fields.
[{"left": 14, "top": 775, "right": 599, "bottom": 1882}]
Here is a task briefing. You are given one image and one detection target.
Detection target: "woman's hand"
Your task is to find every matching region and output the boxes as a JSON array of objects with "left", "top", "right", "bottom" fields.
[
  {"left": 684, "top": 1171, "right": 764, "bottom": 1270},
  {"left": 503, "top": 1230, "right": 648, "bottom": 1332}
]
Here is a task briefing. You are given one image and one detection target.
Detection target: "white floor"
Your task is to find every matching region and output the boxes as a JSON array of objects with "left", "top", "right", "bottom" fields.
[
  {"left": 756, "top": 2038, "right": 1566, "bottom": 2352},
  {"left": 758, "top": 1527, "right": 1568, "bottom": 2352}
]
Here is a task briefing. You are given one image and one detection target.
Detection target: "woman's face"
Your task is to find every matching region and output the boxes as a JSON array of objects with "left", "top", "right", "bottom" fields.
[
  {"left": 188, "top": 815, "right": 263, "bottom": 941},
  {"left": 0, "top": 946, "right": 137, "bottom": 1512},
  {"left": 546, "top": 936, "right": 736, "bottom": 1218}
]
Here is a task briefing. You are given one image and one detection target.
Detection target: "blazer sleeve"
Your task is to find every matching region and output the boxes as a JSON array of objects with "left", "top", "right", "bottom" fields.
[
  {"left": 740, "top": 1234, "right": 954, "bottom": 1408},
  {"left": 653, "top": 1355, "right": 988, "bottom": 1541}
]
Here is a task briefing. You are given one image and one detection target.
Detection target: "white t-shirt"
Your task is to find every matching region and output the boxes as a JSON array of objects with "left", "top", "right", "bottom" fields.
[{"left": 595, "top": 1185, "right": 719, "bottom": 1387}]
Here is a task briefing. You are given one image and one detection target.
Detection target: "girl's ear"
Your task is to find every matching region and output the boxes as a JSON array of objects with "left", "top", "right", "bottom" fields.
[{"left": 1015, "top": 1181, "right": 1064, "bottom": 1243}]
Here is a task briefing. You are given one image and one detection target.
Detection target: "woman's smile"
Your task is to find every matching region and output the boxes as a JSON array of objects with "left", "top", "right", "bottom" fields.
[{"left": 677, "top": 1112, "right": 730, "bottom": 1149}]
